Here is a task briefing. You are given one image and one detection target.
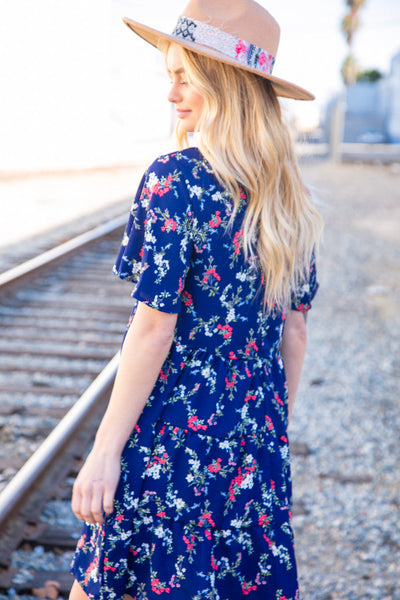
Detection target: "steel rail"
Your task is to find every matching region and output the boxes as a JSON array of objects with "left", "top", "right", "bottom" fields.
[
  {"left": 0, "top": 352, "right": 119, "bottom": 543},
  {"left": 0, "top": 214, "right": 127, "bottom": 290}
]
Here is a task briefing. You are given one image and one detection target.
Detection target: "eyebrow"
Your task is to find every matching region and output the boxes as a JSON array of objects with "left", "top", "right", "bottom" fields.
[{"left": 167, "top": 67, "right": 186, "bottom": 76}]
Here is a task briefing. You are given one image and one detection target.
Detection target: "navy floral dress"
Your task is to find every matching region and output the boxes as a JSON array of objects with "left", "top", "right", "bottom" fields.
[{"left": 70, "top": 147, "right": 318, "bottom": 600}]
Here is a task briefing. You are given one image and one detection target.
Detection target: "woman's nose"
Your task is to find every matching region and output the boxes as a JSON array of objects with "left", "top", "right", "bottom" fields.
[{"left": 168, "top": 81, "right": 182, "bottom": 104}]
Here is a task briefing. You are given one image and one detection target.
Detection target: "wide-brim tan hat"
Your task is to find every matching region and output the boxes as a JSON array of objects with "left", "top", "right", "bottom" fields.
[{"left": 123, "top": 0, "right": 314, "bottom": 101}]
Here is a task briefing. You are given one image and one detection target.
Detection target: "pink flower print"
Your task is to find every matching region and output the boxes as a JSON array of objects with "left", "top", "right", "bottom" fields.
[
  {"left": 202, "top": 267, "right": 221, "bottom": 283},
  {"left": 211, "top": 555, "right": 219, "bottom": 570},
  {"left": 258, "top": 514, "right": 270, "bottom": 526},
  {"left": 159, "top": 452, "right": 168, "bottom": 464},
  {"left": 188, "top": 415, "right": 207, "bottom": 431},
  {"left": 229, "top": 351, "right": 237, "bottom": 360},
  {"left": 182, "top": 290, "right": 193, "bottom": 306},
  {"left": 258, "top": 51, "right": 274, "bottom": 74},
  {"left": 77, "top": 534, "right": 86, "bottom": 549},
  {"left": 232, "top": 228, "right": 243, "bottom": 254},
  {"left": 103, "top": 558, "right": 117, "bottom": 572},
  {"left": 274, "top": 392, "right": 284, "bottom": 406},
  {"left": 153, "top": 174, "right": 174, "bottom": 197},
  {"left": 151, "top": 181, "right": 160, "bottom": 195},
  {"left": 263, "top": 534, "right": 273, "bottom": 547},
  {"left": 183, "top": 534, "right": 195, "bottom": 550},
  {"left": 157, "top": 511, "right": 166, "bottom": 517},
  {"left": 114, "top": 514, "right": 124, "bottom": 522},
  {"left": 217, "top": 323, "right": 233, "bottom": 339},
  {"left": 208, "top": 210, "right": 221, "bottom": 228},
  {"left": 280, "top": 435, "right": 288, "bottom": 443},
  {"left": 177, "top": 277, "right": 184, "bottom": 294},
  {"left": 159, "top": 367, "right": 169, "bottom": 381},
  {"left": 205, "top": 529, "right": 212, "bottom": 540},
  {"left": 228, "top": 467, "right": 244, "bottom": 501},
  {"left": 161, "top": 217, "right": 177, "bottom": 232},
  {"left": 242, "top": 581, "right": 257, "bottom": 594},
  {"left": 225, "top": 372, "right": 237, "bottom": 388},
  {"left": 246, "top": 459, "right": 256, "bottom": 473},
  {"left": 148, "top": 209, "right": 157, "bottom": 223},
  {"left": 208, "top": 457, "right": 222, "bottom": 473},
  {"left": 265, "top": 415, "right": 273, "bottom": 431},
  {"left": 270, "top": 479, "right": 275, "bottom": 490},
  {"left": 245, "top": 394, "right": 257, "bottom": 403},
  {"left": 198, "top": 512, "right": 216, "bottom": 527},
  {"left": 236, "top": 39, "right": 248, "bottom": 59},
  {"left": 297, "top": 302, "right": 308, "bottom": 312},
  {"left": 245, "top": 340, "right": 259, "bottom": 355},
  {"left": 84, "top": 556, "right": 99, "bottom": 585},
  {"left": 151, "top": 578, "right": 171, "bottom": 595}
]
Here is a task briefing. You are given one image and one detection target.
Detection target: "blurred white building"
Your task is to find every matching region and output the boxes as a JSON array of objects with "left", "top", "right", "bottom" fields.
[{"left": 340, "top": 50, "right": 400, "bottom": 143}]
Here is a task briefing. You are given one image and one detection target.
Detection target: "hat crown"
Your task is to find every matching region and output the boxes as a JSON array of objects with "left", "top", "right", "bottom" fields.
[{"left": 182, "top": 0, "right": 280, "bottom": 57}]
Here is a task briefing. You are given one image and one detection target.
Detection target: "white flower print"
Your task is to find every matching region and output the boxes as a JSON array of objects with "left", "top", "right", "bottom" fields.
[
  {"left": 227, "top": 308, "right": 235, "bottom": 322},
  {"left": 174, "top": 498, "right": 185, "bottom": 510},
  {"left": 154, "top": 525, "right": 164, "bottom": 538},
  {"left": 147, "top": 171, "right": 159, "bottom": 189}
]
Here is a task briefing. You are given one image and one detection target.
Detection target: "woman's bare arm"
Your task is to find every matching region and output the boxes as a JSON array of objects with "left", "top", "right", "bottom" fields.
[
  {"left": 71, "top": 301, "right": 178, "bottom": 524},
  {"left": 280, "top": 310, "right": 308, "bottom": 422}
]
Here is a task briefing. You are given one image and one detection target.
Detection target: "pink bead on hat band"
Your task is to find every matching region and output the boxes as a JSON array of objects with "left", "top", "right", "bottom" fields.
[{"left": 172, "top": 15, "right": 276, "bottom": 76}]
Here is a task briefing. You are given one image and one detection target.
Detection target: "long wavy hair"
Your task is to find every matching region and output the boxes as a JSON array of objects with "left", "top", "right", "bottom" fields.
[{"left": 169, "top": 45, "right": 323, "bottom": 311}]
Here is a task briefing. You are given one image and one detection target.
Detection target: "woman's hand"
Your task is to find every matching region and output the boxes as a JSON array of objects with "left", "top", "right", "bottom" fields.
[{"left": 71, "top": 450, "right": 121, "bottom": 524}]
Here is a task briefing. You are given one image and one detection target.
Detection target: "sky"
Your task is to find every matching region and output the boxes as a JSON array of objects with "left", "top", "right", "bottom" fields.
[{"left": 0, "top": 0, "right": 399, "bottom": 171}]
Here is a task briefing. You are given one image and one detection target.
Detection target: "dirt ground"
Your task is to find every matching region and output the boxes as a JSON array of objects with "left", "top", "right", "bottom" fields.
[{"left": 291, "top": 158, "right": 400, "bottom": 599}]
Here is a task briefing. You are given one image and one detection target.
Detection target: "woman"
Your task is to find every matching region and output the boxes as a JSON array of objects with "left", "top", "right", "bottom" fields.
[{"left": 70, "top": 1, "right": 323, "bottom": 598}]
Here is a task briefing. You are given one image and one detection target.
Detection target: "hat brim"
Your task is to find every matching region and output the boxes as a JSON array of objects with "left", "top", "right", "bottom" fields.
[{"left": 123, "top": 17, "right": 315, "bottom": 101}]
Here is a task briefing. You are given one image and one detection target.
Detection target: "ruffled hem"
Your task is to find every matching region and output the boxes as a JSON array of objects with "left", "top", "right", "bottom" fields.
[{"left": 71, "top": 513, "right": 299, "bottom": 600}]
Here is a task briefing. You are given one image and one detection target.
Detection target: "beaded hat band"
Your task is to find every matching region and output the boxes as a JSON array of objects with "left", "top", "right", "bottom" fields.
[
  {"left": 172, "top": 15, "right": 276, "bottom": 77},
  {"left": 123, "top": 0, "right": 314, "bottom": 101}
]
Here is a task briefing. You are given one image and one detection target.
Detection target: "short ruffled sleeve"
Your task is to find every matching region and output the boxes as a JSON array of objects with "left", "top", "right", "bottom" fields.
[
  {"left": 290, "top": 253, "right": 319, "bottom": 312},
  {"left": 113, "top": 156, "right": 194, "bottom": 313}
]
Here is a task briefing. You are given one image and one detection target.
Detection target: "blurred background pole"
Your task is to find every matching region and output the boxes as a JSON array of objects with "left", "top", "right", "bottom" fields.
[{"left": 329, "top": 93, "right": 346, "bottom": 162}]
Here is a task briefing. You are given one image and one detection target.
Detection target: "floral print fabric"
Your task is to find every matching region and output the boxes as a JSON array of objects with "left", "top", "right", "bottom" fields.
[{"left": 70, "top": 147, "right": 318, "bottom": 600}]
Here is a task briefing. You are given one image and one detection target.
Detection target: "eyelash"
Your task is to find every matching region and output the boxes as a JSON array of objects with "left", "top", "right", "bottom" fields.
[{"left": 169, "top": 79, "right": 188, "bottom": 85}]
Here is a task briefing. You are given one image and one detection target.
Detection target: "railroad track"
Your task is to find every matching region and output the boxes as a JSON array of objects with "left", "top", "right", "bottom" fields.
[{"left": 0, "top": 216, "right": 134, "bottom": 595}]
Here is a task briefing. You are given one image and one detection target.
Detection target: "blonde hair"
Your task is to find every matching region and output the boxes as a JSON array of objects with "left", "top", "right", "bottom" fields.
[{"left": 171, "top": 45, "right": 323, "bottom": 311}]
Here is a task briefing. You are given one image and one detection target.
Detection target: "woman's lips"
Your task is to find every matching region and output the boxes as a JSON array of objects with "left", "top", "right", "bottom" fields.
[{"left": 176, "top": 109, "right": 191, "bottom": 118}]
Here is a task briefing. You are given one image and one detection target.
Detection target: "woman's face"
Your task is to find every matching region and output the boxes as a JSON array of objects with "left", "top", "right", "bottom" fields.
[{"left": 166, "top": 44, "right": 205, "bottom": 133}]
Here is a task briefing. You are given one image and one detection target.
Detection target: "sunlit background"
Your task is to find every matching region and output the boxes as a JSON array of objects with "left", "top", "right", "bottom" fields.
[{"left": 0, "top": 0, "right": 400, "bottom": 171}]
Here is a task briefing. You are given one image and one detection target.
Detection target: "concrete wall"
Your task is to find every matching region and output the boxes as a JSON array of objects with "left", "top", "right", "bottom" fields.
[{"left": 387, "top": 52, "right": 400, "bottom": 142}]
